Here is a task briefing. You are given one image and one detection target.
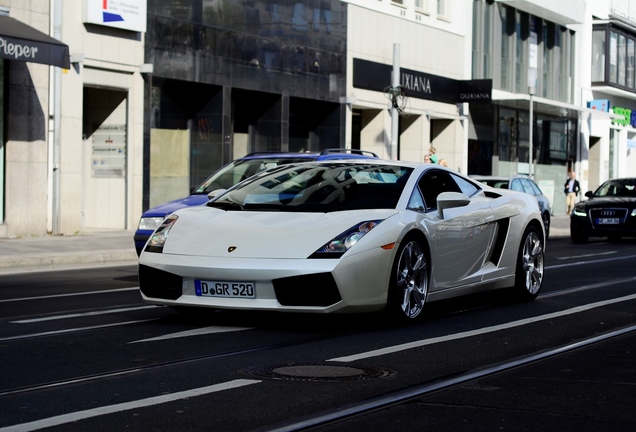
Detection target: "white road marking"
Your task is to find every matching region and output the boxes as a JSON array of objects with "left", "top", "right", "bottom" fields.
[
  {"left": 11, "top": 306, "right": 157, "bottom": 323},
  {"left": 546, "top": 253, "right": 636, "bottom": 270},
  {"left": 0, "top": 320, "right": 159, "bottom": 342},
  {"left": 556, "top": 251, "right": 616, "bottom": 260},
  {"left": 0, "top": 379, "right": 261, "bottom": 432},
  {"left": 328, "top": 292, "right": 636, "bottom": 363},
  {"left": 0, "top": 287, "right": 140, "bottom": 303},
  {"left": 129, "top": 326, "right": 252, "bottom": 343}
]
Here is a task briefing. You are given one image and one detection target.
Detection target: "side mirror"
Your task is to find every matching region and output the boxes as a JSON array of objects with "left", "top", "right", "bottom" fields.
[
  {"left": 208, "top": 189, "right": 226, "bottom": 200},
  {"left": 437, "top": 192, "right": 470, "bottom": 219},
  {"left": 585, "top": 191, "right": 593, "bottom": 198}
]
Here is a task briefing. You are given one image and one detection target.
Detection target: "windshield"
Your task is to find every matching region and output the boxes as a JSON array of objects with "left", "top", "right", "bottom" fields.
[
  {"left": 594, "top": 179, "right": 636, "bottom": 197},
  {"left": 208, "top": 162, "right": 413, "bottom": 212},
  {"left": 192, "top": 158, "right": 312, "bottom": 194}
]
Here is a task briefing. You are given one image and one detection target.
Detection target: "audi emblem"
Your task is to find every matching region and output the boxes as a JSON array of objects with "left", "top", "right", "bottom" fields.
[{"left": 600, "top": 210, "right": 615, "bottom": 216}]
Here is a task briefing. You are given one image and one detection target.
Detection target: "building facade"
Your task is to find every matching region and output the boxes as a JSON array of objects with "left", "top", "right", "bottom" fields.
[
  {"left": 0, "top": 0, "right": 146, "bottom": 239},
  {"left": 143, "top": 0, "right": 349, "bottom": 209},
  {"left": 343, "top": 0, "right": 472, "bottom": 171},
  {"left": 471, "top": 0, "right": 586, "bottom": 215},
  {"left": 142, "top": 0, "right": 477, "bottom": 209},
  {"left": 581, "top": 0, "right": 636, "bottom": 195},
  {"left": 3, "top": 1, "right": 630, "bottom": 239}
]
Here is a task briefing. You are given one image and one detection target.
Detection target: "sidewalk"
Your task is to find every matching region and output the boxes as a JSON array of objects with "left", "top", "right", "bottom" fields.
[
  {"left": 0, "top": 216, "right": 570, "bottom": 275},
  {"left": 0, "top": 229, "right": 138, "bottom": 275}
]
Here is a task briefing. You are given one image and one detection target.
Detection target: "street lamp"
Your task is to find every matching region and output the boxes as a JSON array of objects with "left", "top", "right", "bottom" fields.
[{"left": 528, "top": 86, "right": 535, "bottom": 179}]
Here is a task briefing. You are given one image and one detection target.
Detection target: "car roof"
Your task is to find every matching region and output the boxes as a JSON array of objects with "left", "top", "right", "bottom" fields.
[
  {"left": 236, "top": 149, "right": 379, "bottom": 161},
  {"left": 471, "top": 175, "right": 535, "bottom": 182}
]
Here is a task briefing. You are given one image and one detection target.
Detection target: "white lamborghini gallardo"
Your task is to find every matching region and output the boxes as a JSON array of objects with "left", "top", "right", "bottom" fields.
[{"left": 138, "top": 160, "right": 545, "bottom": 320}]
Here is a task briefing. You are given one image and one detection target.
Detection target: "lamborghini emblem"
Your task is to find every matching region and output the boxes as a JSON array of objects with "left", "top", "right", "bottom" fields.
[{"left": 228, "top": 246, "right": 237, "bottom": 253}]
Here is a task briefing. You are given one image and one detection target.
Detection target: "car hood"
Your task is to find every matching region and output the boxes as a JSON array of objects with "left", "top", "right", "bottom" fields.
[
  {"left": 161, "top": 206, "right": 399, "bottom": 259},
  {"left": 577, "top": 197, "right": 636, "bottom": 209},
  {"left": 142, "top": 195, "right": 210, "bottom": 218}
]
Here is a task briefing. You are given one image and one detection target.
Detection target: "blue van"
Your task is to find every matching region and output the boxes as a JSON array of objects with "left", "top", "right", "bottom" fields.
[{"left": 134, "top": 149, "right": 378, "bottom": 255}]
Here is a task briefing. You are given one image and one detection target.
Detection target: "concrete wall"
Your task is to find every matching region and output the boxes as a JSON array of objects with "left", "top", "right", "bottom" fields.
[
  {"left": 59, "top": 1, "right": 145, "bottom": 233},
  {"left": 0, "top": 0, "right": 145, "bottom": 238},
  {"left": 1, "top": 0, "right": 51, "bottom": 238}
]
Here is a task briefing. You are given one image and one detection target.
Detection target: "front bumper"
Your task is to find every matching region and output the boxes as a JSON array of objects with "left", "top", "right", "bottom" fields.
[
  {"left": 570, "top": 212, "right": 636, "bottom": 238},
  {"left": 138, "top": 247, "right": 395, "bottom": 314}
]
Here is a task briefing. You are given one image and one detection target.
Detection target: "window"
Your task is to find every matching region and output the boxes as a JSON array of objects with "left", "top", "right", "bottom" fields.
[
  {"left": 510, "top": 179, "right": 523, "bottom": 192},
  {"left": 437, "top": 0, "right": 447, "bottom": 19},
  {"left": 618, "top": 34, "right": 627, "bottom": 86},
  {"left": 417, "top": 170, "right": 461, "bottom": 211},
  {"left": 472, "top": 0, "right": 492, "bottom": 79},
  {"left": 450, "top": 173, "right": 480, "bottom": 197},
  {"left": 628, "top": 38, "right": 634, "bottom": 88},
  {"left": 472, "top": 1, "right": 574, "bottom": 102},
  {"left": 592, "top": 24, "right": 636, "bottom": 93},
  {"left": 414, "top": 0, "right": 426, "bottom": 13},
  {"left": 610, "top": 31, "right": 618, "bottom": 83},
  {"left": 592, "top": 28, "right": 606, "bottom": 82},
  {"left": 515, "top": 11, "right": 528, "bottom": 93},
  {"left": 500, "top": 6, "right": 514, "bottom": 91}
]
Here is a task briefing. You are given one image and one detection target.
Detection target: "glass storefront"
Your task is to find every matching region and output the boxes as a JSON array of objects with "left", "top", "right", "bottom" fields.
[
  {"left": 496, "top": 106, "right": 576, "bottom": 215},
  {"left": 144, "top": 1, "right": 348, "bottom": 211}
]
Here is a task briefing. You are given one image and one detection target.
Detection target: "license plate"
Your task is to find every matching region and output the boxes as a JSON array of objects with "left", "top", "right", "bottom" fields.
[
  {"left": 195, "top": 280, "right": 255, "bottom": 298},
  {"left": 596, "top": 218, "right": 620, "bottom": 225}
]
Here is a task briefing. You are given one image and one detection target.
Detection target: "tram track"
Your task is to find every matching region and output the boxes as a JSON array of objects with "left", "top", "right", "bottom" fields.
[
  {"left": 262, "top": 324, "right": 636, "bottom": 432},
  {"left": 0, "top": 330, "right": 358, "bottom": 398}
]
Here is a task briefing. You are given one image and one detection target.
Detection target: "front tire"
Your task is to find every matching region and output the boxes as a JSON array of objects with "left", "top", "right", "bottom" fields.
[
  {"left": 514, "top": 226, "right": 544, "bottom": 301},
  {"left": 387, "top": 236, "right": 429, "bottom": 320}
]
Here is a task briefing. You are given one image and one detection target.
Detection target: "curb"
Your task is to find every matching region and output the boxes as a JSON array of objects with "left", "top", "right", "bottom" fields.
[{"left": 0, "top": 250, "right": 138, "bottom": 274}]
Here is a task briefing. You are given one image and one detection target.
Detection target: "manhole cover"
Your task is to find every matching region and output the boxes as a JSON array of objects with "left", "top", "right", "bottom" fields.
[{"left": 239, "top": 363, "right": 395, "bottom": 382}]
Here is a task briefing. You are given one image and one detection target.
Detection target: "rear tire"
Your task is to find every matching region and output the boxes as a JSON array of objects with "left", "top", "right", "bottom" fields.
[
  {"left": 387, "top": 235, "right": 429, "bottom": 321},
  {"left": 513, "top": 226, "right": 544, "bottom": 301},
  {"left": 542, "top": 212, "right": 550, "bottom": 240}
]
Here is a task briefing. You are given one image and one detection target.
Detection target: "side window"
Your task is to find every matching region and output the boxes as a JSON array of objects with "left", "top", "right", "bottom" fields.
[
  {"left": 510, "top": 179, "right": 524, "bottom": 192},
  {"left": 450, "top": 173, "right": 480, "bottom": 197},
  {"left": 519, "top": 179, "right": 535, "bottom": 195},
  {"left": 528, "top": 180, "right": 543, "bottom": 195},
  {"left": 417, "top": 170, "right": 461, "bottom": 211},
  {"left": 407, "top": 188, "right": 426, "bottom": 213}
]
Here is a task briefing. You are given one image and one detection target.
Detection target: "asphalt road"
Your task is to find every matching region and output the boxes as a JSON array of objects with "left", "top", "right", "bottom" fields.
[{"left": 1, "top": 236, "right": 635, "bottom": 431}]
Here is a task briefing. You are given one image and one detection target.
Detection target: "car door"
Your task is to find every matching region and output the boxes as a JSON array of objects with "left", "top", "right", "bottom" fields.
[{"left": 416, "top": 170, "right": 496, "bottom": 290}]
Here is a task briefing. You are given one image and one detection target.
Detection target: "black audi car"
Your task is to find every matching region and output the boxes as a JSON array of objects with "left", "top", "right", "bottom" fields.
[{"left": 570, "top": 177, "right": 636, "bottom": 243}]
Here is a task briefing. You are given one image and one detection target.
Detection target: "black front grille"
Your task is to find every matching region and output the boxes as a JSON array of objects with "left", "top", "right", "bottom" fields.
[
  {"left": 589, "top": 208, "right": 627, "bottom": 228},
  {"left": 273, "top": 273, "right": 342, "bottom": 307},
  {"left": 138, "top": 265, "right": 183, "bottom": 300}
]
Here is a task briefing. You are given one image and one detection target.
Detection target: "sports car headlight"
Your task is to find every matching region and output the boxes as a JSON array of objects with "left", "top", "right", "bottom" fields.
[
  {"left": 310, "top": 220, "right": 382, "bottom": 259},
  {"left": 138, "top": 216, "right": 165, "bottom": 231},
  {"left": 631, "top": 209, "right": 636, "bottom": 217},
  {"left": 572, "top": 208, "right": 586, "bottom": 217},
  {"left": 144, "top": 214, "right": 178, "bottom": 253}
]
